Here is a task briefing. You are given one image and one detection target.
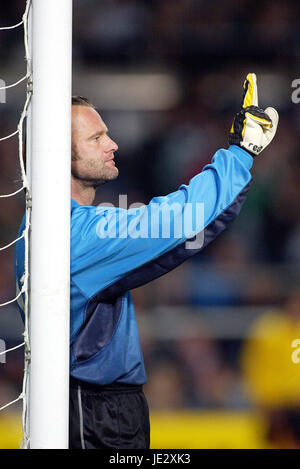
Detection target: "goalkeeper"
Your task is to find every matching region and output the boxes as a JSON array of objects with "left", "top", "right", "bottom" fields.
[{"left": 15, "top": 73, "right": 278, "bottom": 449}]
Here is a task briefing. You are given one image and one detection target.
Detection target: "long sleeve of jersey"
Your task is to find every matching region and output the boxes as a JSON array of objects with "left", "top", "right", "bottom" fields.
[{"left": 71, "top": 145, "right": 252, "bottom": 301}]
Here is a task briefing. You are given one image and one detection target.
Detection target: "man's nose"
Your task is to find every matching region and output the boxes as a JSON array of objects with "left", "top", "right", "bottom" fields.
[{"left": 107, "top": 136, "right": 118, "bottom": 153}]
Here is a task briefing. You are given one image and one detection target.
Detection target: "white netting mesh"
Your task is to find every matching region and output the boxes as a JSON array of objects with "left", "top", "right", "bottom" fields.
[{"left": 0, "top": 0, "right": 32, "bottom": 449}]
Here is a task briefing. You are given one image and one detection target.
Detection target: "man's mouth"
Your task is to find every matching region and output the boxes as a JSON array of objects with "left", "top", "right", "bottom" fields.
[
  {"left": 106, "top": 158, "right": 115, "bottom": 165},
  {"left": 106, "top": 154, "right": 115, "bottom": 162}
]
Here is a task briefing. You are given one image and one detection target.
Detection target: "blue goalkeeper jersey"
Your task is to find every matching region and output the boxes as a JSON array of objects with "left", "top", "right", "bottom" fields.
[{"left": 15, "top": 145, "right": 253, "bottom": 386}]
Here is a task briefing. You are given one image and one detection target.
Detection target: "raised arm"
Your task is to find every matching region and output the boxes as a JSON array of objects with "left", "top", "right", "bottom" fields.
[
  {"left": 71, "top": 73, "right": 279, "bottom": 300},
  {"left": 71, "top": 144, "right": 252, "bottom": 300}
]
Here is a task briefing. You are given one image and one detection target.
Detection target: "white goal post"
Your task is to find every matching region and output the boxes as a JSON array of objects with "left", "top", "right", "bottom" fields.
[{"left": 29, "top": 0, "right": 73, "bottom": 449}]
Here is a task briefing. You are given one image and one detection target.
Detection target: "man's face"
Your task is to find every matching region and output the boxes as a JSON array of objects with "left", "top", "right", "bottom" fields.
[{"left": 71, "top": 105, "right": 119, "bottom": 187}]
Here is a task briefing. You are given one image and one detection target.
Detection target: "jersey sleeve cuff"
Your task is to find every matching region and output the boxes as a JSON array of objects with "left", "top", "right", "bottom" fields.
[{"left": 228, "top": 144, "right": 253, "bottom": 171}]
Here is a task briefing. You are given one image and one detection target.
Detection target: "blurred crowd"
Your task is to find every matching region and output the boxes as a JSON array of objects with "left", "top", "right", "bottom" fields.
[{"left": 0, "top": 0, "right": 300, "bottom": 448}]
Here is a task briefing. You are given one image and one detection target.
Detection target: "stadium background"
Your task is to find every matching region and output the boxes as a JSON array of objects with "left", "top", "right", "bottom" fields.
[{"left": 0, "top": 0, "right": 300, "bottom": 449}]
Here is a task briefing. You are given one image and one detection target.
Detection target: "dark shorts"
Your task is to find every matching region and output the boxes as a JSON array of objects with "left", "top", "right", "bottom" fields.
[{"left": 69, "top": 377, "right": 150, "bottom": 449}]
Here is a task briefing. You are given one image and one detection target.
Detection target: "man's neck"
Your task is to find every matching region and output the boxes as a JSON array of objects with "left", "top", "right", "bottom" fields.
[{"left": 71, "top": 178, "right": 96, "bottom": 206}]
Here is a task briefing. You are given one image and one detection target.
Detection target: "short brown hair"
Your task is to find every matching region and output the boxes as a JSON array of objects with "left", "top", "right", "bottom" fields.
[{"left": 72, "top": 96, "right": 95, "bottom": 109}]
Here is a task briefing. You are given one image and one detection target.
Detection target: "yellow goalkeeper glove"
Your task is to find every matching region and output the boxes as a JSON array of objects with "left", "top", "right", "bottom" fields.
[{"left": 229, "top": 73, "right": 279, "bottom": 156}]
